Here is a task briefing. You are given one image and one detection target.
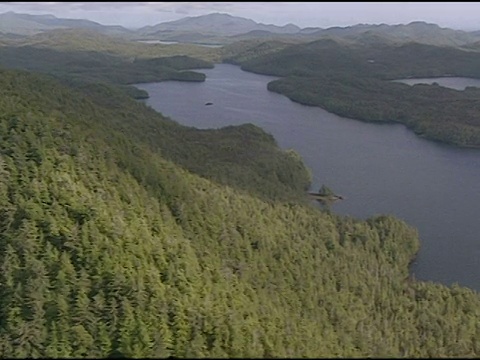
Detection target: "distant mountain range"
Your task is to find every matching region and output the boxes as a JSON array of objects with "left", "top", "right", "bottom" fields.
[
  {"left": 306, "top": 21, "right": 479, "bottom": 48},
  {"left": 2, "top": 11, "right": 480, "bottom": 49},
  {"left": 0, "top": 11, "right": 131, "bottom": 36}
]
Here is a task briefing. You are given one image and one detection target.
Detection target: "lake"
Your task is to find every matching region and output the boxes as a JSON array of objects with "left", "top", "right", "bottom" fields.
[
  {"left": 135, "top": 64, "right": 480, "bottom": 292},
  {"left": 137, "top": 40, "right": 180, "bottom": 45},
  {"left": 137, "top": 40, "right": 223, "bottom": 48},
  {"left": 394, "top": 76, "right": 480, "bottom": 90}
]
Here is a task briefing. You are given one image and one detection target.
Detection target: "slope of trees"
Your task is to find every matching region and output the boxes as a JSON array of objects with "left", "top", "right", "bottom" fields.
[{"left": 0, "top": 64, "right": 480, "bottom": 358}]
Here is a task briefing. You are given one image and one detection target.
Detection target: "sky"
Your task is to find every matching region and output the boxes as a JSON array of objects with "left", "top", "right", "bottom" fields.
[{"left": 1, "top": 2, "right": 480, "bottom": 31}]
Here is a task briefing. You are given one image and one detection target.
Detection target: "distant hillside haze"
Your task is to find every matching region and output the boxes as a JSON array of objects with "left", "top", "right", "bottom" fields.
[{"left": 133, "top": 13, "right": 480, "bottom": 46}]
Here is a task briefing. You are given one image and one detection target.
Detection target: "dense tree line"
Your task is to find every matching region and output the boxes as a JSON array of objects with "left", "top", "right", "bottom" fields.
[
  {"left": 267, "top": 75, "right": 480, "bottom": 146},
  {"left": 0, "top": 64, "right": 480, "bottom": 358},
  {"left": 57, "top": 80, "right": 312, "bottom": 203}
]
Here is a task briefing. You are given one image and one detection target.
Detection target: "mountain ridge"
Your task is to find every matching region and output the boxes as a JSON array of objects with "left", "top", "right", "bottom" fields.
[
  {"left": 136, "top": 12, "right": 301, "bottom": 37},
  {"left": 2, "top": 11, "right": 480, "bottom": 48}
]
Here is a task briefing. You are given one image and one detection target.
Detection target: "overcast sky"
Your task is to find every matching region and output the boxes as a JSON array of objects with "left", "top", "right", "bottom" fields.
[{"left": 1, "top": 2, "right": 480, "bottom": 31}]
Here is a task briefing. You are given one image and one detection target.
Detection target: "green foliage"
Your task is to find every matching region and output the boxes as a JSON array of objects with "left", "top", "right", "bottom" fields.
[
  {"left": 0, "top": 59, "right": 479, "bottom": 358},
  {"left": 133, "top": 55, "right": 214, "bottom": 70},
  {"left": 15, "top": 28, "right": 222, "bottom": 62},
  {"left": 221, "top": 39, "right": 296, "bottom": 65}
]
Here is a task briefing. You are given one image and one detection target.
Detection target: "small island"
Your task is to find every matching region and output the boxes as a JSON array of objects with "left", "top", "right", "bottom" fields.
[{"left": 309, "top": 184, "right": 344, "bottom": 203}]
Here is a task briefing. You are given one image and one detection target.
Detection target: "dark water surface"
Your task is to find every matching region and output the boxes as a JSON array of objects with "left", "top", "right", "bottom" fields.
[{"left": 135, "top": 64, "right": 480, "bottom": 292}]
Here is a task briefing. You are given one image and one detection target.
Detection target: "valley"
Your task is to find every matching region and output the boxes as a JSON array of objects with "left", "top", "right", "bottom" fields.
[{"left": 0, "top": 5, "right": 480, "bottom": 358}]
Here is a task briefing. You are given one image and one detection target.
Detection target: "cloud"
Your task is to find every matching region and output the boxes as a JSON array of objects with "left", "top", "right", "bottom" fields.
[{"left": 148, "top": 2, "right": 237, "bottom": 16}]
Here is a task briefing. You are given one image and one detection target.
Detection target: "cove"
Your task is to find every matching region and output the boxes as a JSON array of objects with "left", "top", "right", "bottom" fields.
[{"left": 135, "top": 63, "right": 480, "bottom": 292}]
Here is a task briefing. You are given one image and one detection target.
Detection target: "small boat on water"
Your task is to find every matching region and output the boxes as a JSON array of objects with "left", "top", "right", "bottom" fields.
[
  {"left": 308, "top": 192, "right": 344, "bottom": 202},
  {"left": 308, "top": 184, "right": 344, "bottom": 202},
  {"left": 205, "top": 102, "right": 213, "bottom": 106}
]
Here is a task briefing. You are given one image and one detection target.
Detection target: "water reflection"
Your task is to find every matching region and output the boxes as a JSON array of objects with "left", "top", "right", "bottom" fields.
[{"left": 135, "top": 64, "right": 480, "bottom": 292}]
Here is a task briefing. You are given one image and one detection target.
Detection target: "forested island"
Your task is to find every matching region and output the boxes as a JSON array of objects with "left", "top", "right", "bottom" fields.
[{"left": 0, "top": 12, "right": 480, "bottom": 358}]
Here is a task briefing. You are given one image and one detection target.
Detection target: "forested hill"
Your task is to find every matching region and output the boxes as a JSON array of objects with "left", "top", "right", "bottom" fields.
[
  {"left": 0, "top": 45, "right": 211, "bottom": 86},
  {"left": 224, "top": 39, "right": 480, "bottom": 147},
  {"left": 0, "top": 29, "right": 223, "bottom": 101},
  {"left": 1, "top": 63, "right": 480, "bottom": 358}
]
